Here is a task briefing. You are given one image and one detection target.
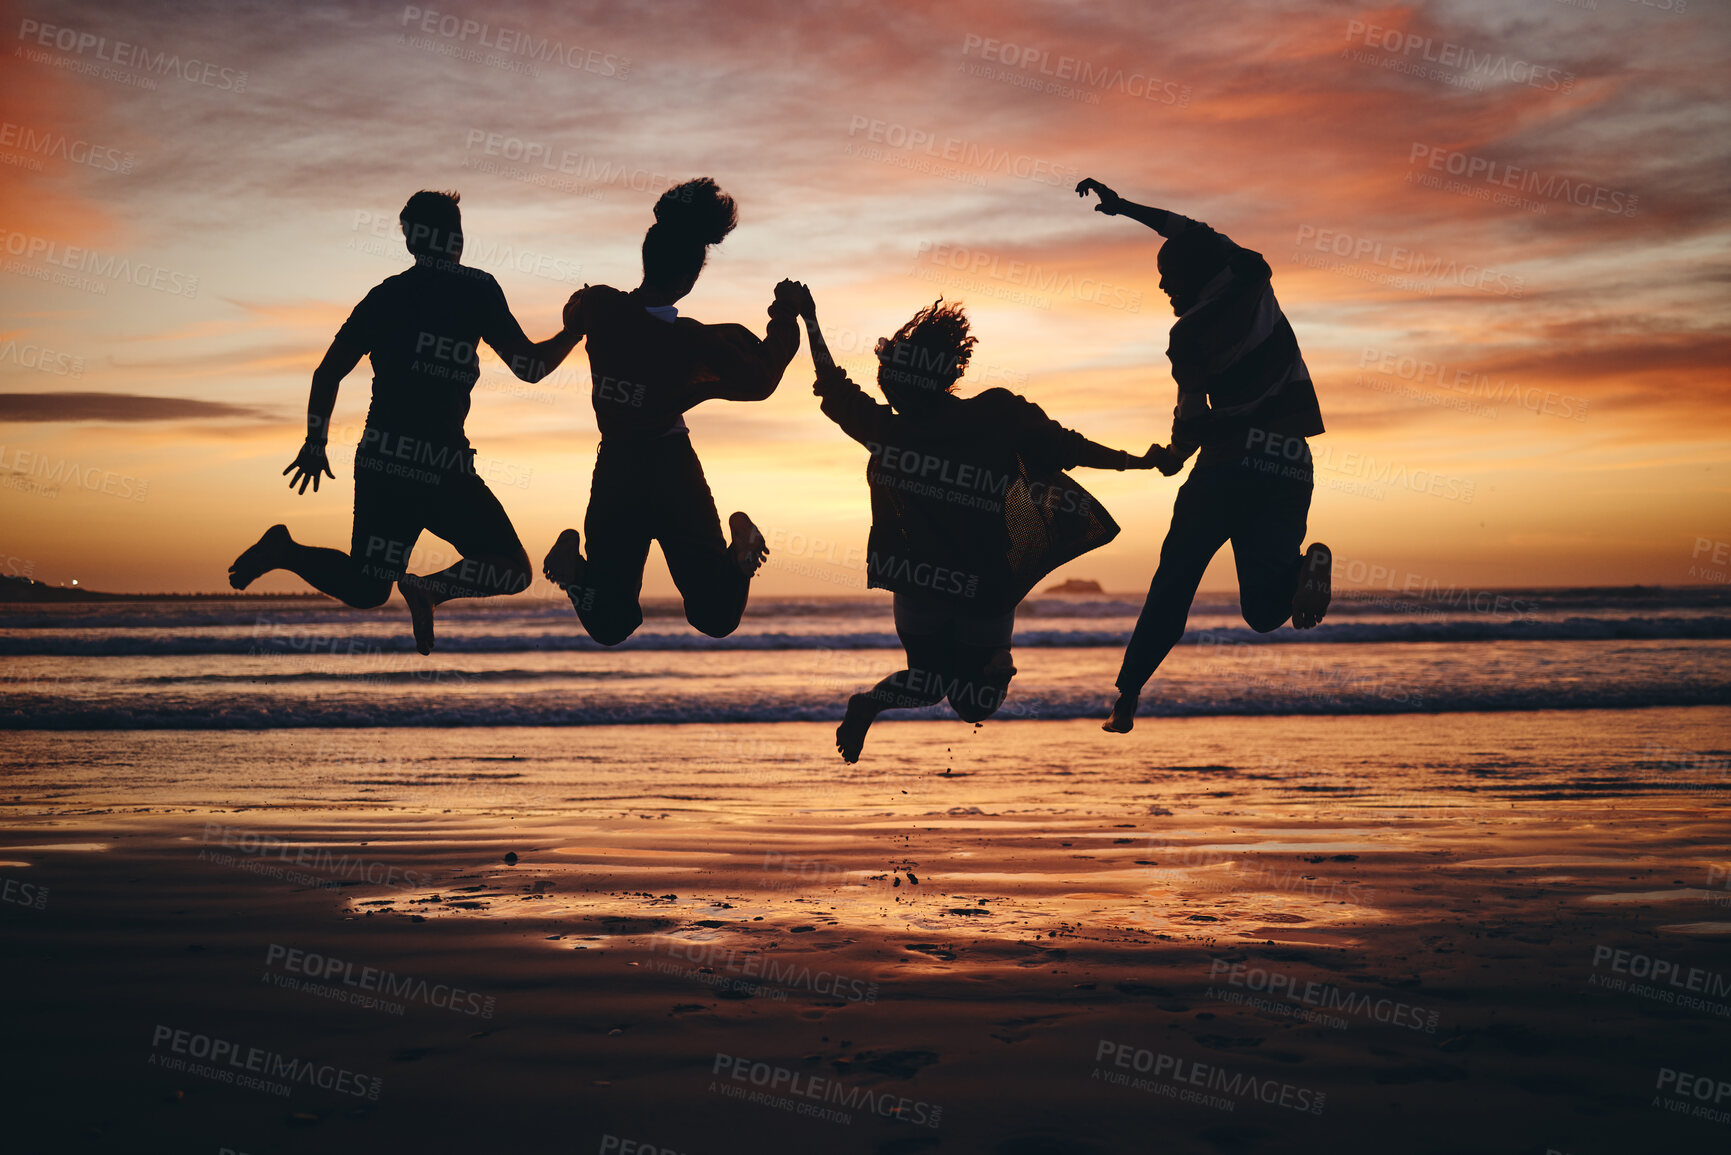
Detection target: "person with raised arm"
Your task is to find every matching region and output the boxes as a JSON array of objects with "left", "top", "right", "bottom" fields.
[
  {"left": 227, "top": 190, "right": 582, "bottom": 653},
  {"left": 1075, "top": 177, "right": 1332, "bottom": 734},
  {"left": 541, "top": 178, "right": 804, "bottom": 643},
  {"left": 802, "top": 294, "right": 1166, "bottom": 762}
]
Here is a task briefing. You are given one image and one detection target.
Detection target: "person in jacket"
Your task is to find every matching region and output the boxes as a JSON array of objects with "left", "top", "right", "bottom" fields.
[
  {"left": 804, "top": 295, "right": 1164, "bottom": 761},
  {"left": 1075, "top": 178, "right": 1332, "bottom": 734}
]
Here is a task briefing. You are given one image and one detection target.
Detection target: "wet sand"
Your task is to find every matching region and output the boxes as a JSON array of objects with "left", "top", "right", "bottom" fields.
[{"left": 3, "top": 710, "right": 1730, "bottom": 1153}]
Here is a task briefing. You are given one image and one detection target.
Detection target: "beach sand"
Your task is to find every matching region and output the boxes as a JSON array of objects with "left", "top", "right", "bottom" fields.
[{"left": 4, "top": 710, "right": 1730, "bottom": 1153}]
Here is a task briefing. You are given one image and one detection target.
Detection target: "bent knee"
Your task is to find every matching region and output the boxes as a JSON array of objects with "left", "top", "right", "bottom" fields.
[
  {"left": 348, "top": 581, "right": 393, "bottom": 610},
  {"left": 951, "top": 681, "right": 1009, "bottom": 723},
  {"left": 585, "top": 619, "right": 638, "bottom": 647},
  {"left": 499, "top": 551, "right": 532, "bottom": 595},
  {"left": 952, "top": 698, "right": 1002, "bottom": 724},
  {"left": 1242, "top": 605, "right": 1290, "bottom": 634},
  {"left": 686, "top": 612, "right": 741, "bottom": 639}
]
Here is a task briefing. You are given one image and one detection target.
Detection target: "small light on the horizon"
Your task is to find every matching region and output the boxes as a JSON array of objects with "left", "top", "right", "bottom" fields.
[{"left": 70, "top": 579, "right": 78, "bottom": 586}]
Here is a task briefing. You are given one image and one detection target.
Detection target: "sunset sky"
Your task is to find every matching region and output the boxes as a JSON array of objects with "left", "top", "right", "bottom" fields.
[{"left": 2, "top": 0, "right": 1727, "bottom": 597}]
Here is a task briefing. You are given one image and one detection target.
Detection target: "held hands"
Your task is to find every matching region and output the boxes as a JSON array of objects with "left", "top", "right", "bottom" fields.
[
  {"left": 1076, "top": 177, "right": 1123, "bottom": 215},
  {"left": 284, "top": 438, "right": 335, "bottom": 494},
  {"left": 812, "top": 364, "right": 848, "bottom": 398},
  {"left": 561, "top": 284, "right": 588, "bottom": 333},
  {"left": 1138, "top": 444, "right": 1186, "bottom": 476},
  {"left": 774, "top": 278, "right": 815, "bottom": 319}
]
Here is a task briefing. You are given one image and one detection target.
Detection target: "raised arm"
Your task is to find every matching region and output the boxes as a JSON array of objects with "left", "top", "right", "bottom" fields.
[
  {"left": 1075, "top": 178, "right": 1205, "bottom": 238},
  {"left": 684, "top": 279, "right": 805, "bottom": 404}
]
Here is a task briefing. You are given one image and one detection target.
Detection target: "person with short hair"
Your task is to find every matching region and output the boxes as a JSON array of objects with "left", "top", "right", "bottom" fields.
[
  {"left": 1075, "top": 178, "right": 1332, "bottom": 734},
  {"left": 228, "top": 189, "right": 582, "bottom": 654}
]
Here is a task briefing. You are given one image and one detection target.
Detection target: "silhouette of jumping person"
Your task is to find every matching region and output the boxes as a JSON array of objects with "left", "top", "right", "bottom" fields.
[
  {"left": 802, "top": 295, "right": 1165, "bottom": 762},
  {"left": 541, "top": 178, "right": 804, "bottom": 644},
  {"left": 228, "top": 190, "right": 582, "bottom": 652},
  {"left": 1074, "top": 179, "right": 1332, "bottom": 734}
]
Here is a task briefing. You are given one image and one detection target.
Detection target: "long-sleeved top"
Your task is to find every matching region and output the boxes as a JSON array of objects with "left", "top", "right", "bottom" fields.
[
  {"left": 575, "top": 285, "right": 801, "bottom": 441},
  {"left": 815, "top": 370, "right": 1123, "bottom": 614},
  {"left": 1140, "top": 208, "right": 1325, "bottom": 451}
]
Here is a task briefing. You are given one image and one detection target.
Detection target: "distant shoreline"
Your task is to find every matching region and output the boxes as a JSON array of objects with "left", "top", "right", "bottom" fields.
[
  {"left": 0, "top": 578, "right": 333, "bottom": 604},
  {"left": 3, "top": 582, "right": 1721, "bottom": 604}
]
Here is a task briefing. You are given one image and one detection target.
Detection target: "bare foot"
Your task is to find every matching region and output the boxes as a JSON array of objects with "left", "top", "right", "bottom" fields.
[
  {"left": 1102, "top": 690, "right": 1138, "bottom": 733},
  {"left": 542, "top": 528, "right": 584, "bottom": 589},
  {"left": 228, "top": 524, "right": 290, "bottom": 590},
  {"left": 1291, "top": 542, "right": 1332, "bottom": 629},
  {"left": 728, "top": 511, "right": 768, "bottom": 577},
  {"left": 837, "top": 692, "right": 878, "bottom": 763},
  {"left": 398, "top": 578, "right": 436, "bottom": 655}
]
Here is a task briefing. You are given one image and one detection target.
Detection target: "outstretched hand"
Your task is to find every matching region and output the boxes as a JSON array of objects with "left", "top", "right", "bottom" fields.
[
  {"left": 284, "top": 439, "right": 335, "bottom": 494},
  {"left": 1076, "top": 177, "right": 1123, "bottom": 215}
]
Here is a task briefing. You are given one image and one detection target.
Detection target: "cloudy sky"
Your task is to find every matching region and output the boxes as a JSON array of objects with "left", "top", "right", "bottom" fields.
[{"left": 2, "top": 0, "right": 1727, "bottom": 596}]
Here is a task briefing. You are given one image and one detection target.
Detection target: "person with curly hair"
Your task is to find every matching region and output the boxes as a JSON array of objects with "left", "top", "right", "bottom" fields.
[
  {"left": 801, "top": 295, "right": 1167, "bottom": 762},
  {"left": 542, "top": 177, "right": 807, "bottom": 643}
]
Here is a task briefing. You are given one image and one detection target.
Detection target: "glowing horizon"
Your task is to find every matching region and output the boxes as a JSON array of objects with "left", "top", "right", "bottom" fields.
[{"left": 3, "top": 0, "right": 1728, "bottom": 598}]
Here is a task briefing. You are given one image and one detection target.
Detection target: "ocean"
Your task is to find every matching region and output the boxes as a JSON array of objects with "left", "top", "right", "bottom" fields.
[{"left": 2, "top": 585, "right": 1727, "bottom": 730}]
